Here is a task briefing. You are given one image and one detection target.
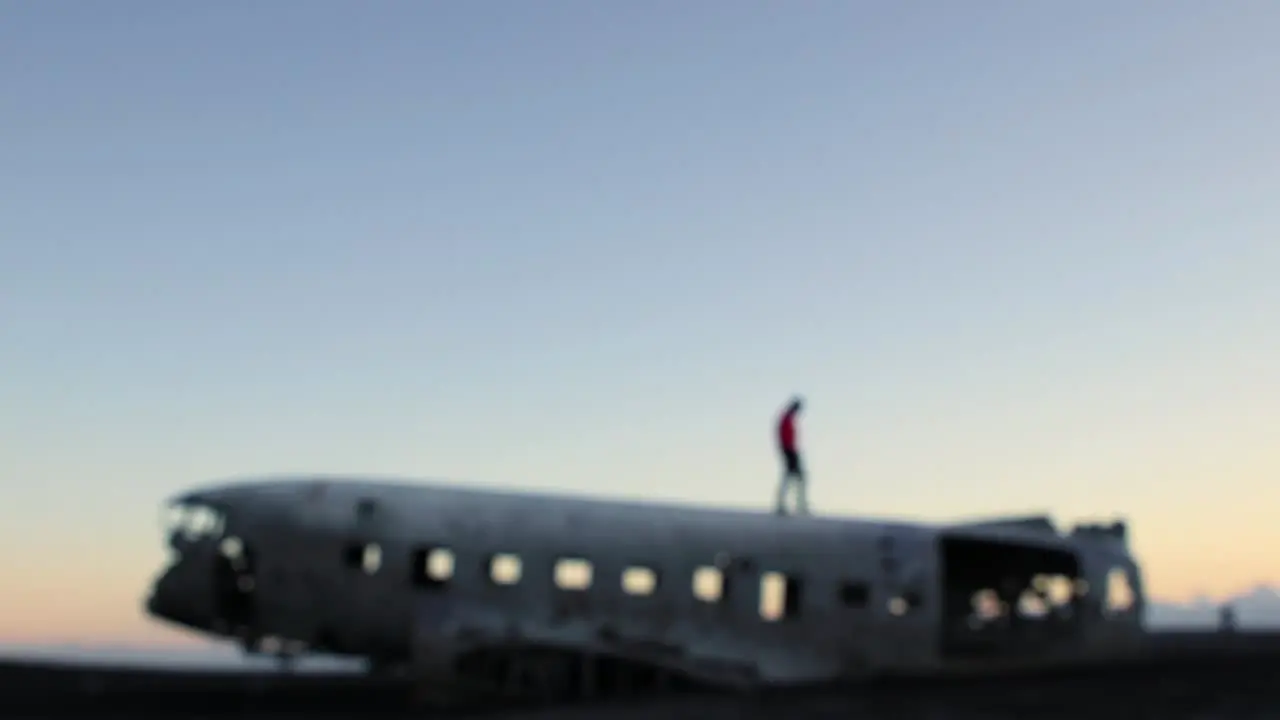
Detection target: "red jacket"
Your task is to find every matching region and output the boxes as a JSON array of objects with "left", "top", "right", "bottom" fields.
[{"left": 777, "top": 409, "right": 798, "bottom": 452}]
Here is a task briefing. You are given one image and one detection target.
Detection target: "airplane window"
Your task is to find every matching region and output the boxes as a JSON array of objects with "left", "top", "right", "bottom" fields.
[
  {"left": 362, "top": 544, "right": 382, "bottom": 575},
  {"left": 759, "top": 573, "right": 785, "bottom": 620},
  {"left": 162, "top": 505, "right": 189, "bottom": 535},
  {"left": 693, "top": 566, "right": 724, "bottom": 602},
  {"left": 411, "top": 546, "right": 455, "bottom": 589},
  {"left": 554, "top": 557, "right": 593, "bottom": 591},
  {"left": 164, "top": 502, "right": 225, "bottom": 540},
  {"left": 488, "top": 553, "right": 522, "bottom": 585},
  {"left": 621, "top": 566, "right": 658, "bottom": 596},
  {"left": 219, "top": 536, "right": 244, "bottom": 560},
  {"left": 190, "top": 507, "right": 214, "bottom": 536},
  {"left": 759, "top": 572, "right": 803, "bottom": 621},
  {"left": 1105, "top": 568, "right": 1135, "bottom": 613},
  {"left": 1038, "top": 574, "right": 1075, "bottom": 607},
  {"left": 428, "top": 549, "right": 454, "bottom": 579}
]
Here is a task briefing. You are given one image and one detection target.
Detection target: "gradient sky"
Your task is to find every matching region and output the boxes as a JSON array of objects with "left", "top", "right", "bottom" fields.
[{"left": 2, "top": 1, "right": 1278, "bottom": 646}]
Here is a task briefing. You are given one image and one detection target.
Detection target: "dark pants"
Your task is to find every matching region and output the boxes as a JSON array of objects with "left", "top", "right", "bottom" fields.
[
  {"left": 782, "top": 448, "right": 803, "bottom": 477},
  {"left": 776, "top": 448, "right": 807, "bottom": 514}
]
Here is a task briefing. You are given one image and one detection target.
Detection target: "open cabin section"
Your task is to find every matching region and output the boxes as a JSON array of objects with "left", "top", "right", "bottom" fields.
[{"left": 936, "top": 518, "right": 1145, "bottom": 666}]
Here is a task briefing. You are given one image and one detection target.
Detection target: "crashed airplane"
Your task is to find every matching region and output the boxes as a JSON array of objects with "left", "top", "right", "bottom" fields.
[{"left": 146, "top": 476, "right": 1146, "bottom": 701}]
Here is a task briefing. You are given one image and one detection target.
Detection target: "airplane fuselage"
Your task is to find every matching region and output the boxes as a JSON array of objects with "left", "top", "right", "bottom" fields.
[{"left": 145, "top": 475, "right": 1147, "bottom": 689}]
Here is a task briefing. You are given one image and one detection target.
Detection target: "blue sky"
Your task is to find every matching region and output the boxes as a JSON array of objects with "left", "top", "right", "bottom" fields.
[{"left": 2, "top": 1, "right": 1278, "bottom": 643}]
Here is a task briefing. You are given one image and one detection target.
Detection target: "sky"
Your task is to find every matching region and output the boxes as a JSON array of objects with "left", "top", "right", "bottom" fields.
[{"left": 1, "top": 1, "right": 1278, "bottom": 646}]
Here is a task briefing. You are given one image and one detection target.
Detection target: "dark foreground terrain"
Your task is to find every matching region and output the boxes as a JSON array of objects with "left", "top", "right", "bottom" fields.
[{"left": 2, "top": 631, "right": 1279, "bottom": 719}]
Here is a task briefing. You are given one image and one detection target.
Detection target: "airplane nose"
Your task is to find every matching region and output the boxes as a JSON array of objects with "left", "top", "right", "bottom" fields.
[
  {"left": 145, "top": 568, "right": 180, "bottom": 621},
  {"left": 145, "top": 562, "right": 210, "bottom": 628},
  {"left": 145, "top": 584, "right": 174, "bottom": 619}
]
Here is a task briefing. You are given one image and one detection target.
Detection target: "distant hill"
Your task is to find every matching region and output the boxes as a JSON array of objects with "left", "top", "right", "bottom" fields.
[{"left": 1147, "top": 585, "right": 1280, "bottom": 629}]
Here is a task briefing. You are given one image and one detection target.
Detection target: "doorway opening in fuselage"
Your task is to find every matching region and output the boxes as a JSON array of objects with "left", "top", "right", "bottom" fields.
[
  {"left": 939, "top": 535, "right": 1082, "bottom": 660},
  {"left": 213, "top": 535, "right": 258, "bottom": 633}
]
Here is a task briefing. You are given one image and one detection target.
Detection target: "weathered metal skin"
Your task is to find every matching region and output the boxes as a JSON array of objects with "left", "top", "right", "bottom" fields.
[{"left": 144, "top": 476, "right": 1147, "bottom": 702}]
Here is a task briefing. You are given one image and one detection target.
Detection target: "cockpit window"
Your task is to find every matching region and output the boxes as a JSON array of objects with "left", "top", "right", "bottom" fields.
[{"left": 162, "top": 501, "right": 226, "bottom": 540}]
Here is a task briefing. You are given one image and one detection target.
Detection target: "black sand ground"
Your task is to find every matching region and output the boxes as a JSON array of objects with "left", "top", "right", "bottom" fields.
[{"left": 2, "top": 630, "right": 1278, "bottom": 719}]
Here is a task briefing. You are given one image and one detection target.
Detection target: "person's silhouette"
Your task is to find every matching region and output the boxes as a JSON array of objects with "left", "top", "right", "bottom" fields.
[{"left": 773, "top": 396, "right": 807, "bottom": 515}]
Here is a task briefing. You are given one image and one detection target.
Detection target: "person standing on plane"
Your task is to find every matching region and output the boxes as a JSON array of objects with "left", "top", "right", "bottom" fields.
[{"left": 774, "top": 396, "right": 807, "bottom": 515}]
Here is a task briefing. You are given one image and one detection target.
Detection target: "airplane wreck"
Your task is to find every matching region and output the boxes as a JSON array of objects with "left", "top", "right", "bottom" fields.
[{"left": 146, "top": 476, "right": 1146, "bottom": 704}]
